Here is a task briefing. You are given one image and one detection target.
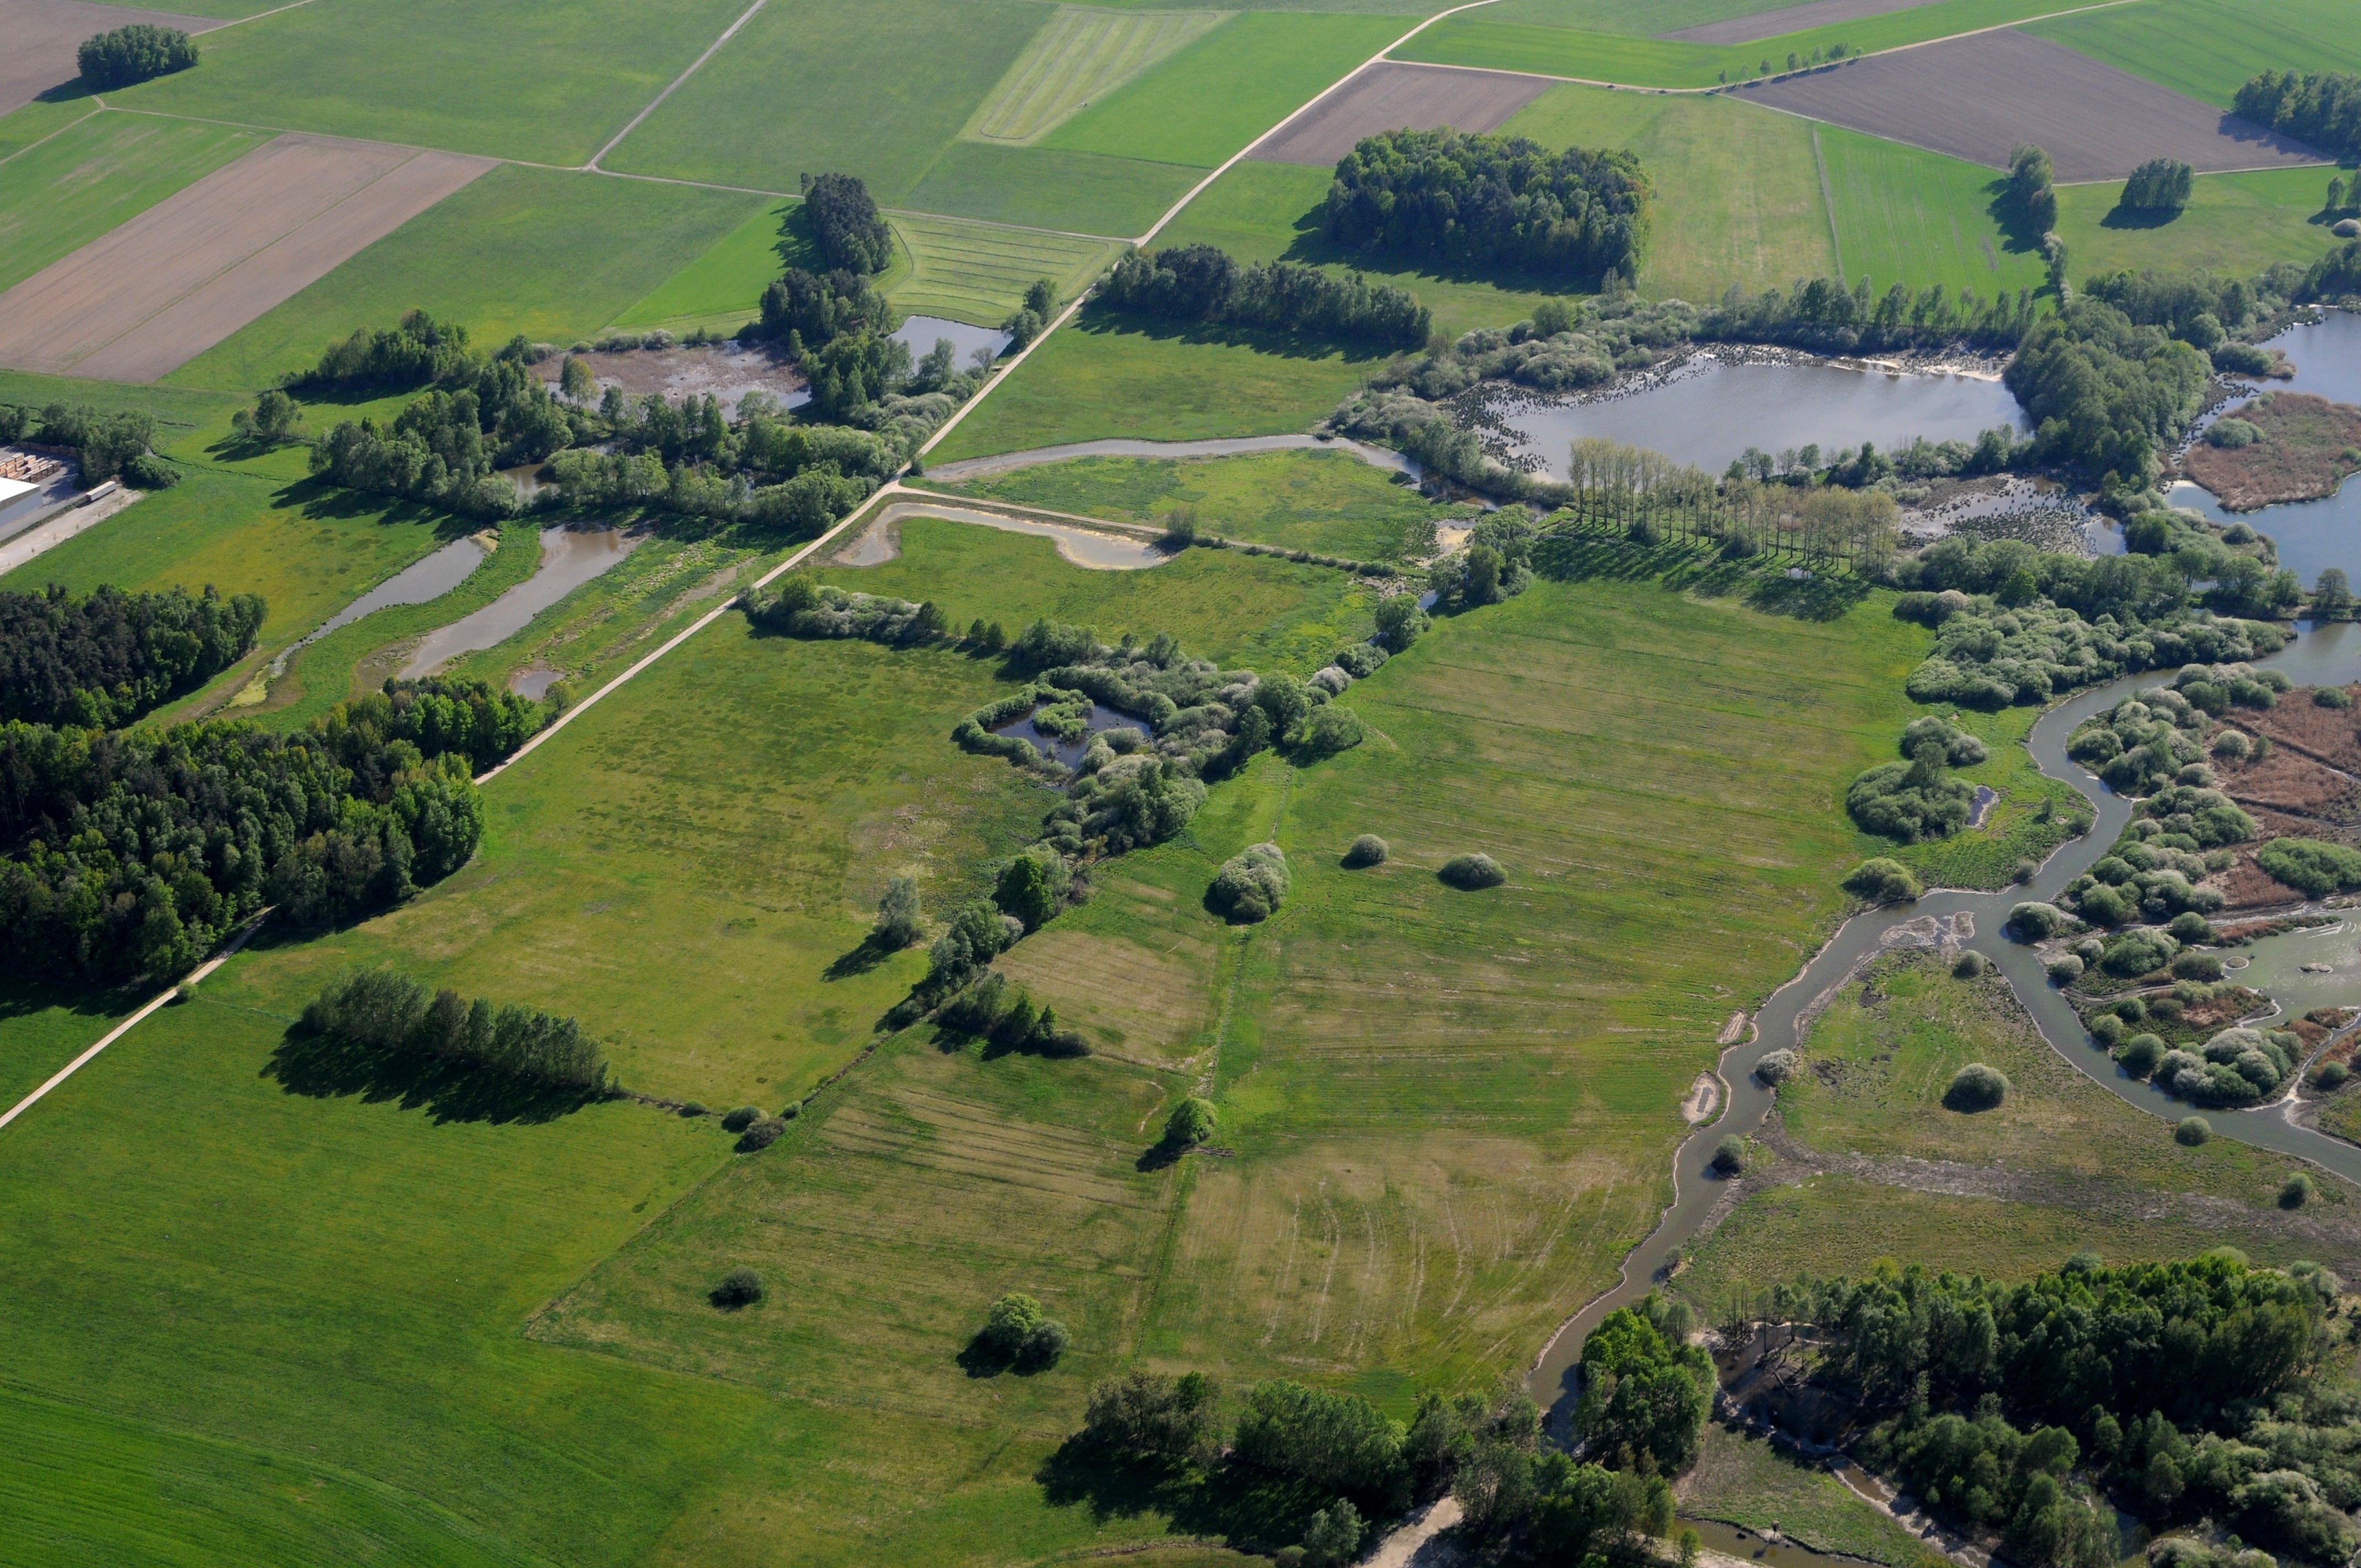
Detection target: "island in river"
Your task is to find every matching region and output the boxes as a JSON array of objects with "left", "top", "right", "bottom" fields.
[{"left": 2181, "top": 391, "right": 2361, "bottom": 510}]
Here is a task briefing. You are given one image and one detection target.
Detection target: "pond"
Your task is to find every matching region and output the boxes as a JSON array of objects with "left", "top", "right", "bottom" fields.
[
  {"left": 399, "top": 527, "right": 640, "bottom": 679},
  {"left": 991, "top": 700, "right": 1147, "bottom": 768},
  {"left": 894, "top": 314, "right": 1010, "bottom": 372},
  {"left": 1482, "top": 354, "right": 2028, "bottom": 477},
  {"left": 1680, "top": 1516, "right": 1868, "bottom": 1568},
  {"left": 846, "top": 501, "right": 1173, "bottom": 570},
  {"left": 271, "top": 533, "right": 491, "bottom": 675}
]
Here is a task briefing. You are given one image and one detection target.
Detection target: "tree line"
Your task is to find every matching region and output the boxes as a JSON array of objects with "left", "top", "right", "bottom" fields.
[
  {"left": 1098, "top": 244, "right": 1430, "bottom": 348},
  {"left": 78, "top": 23, "right": 197, "bottom": 89},
  {"left": 2235, "top": 70, "right": 2361, "bottom": 160},
  {"left": 303, "top": 967, "right": 607, "bottom": 1092},
  {"left": 0, "top": 675, "right": 539, "bottom": 982},
  {"left": 1323, "top": 127, "right": 1650, "bottom": 286},
  {"left": 0, "top": 401, "right": 178, "bottom": 487},
  {"left": 309, "top": 340, "right": 573, "bottom": 520},
  {"left": 0, "top": 583, "right": 263, "bottom": 727}
]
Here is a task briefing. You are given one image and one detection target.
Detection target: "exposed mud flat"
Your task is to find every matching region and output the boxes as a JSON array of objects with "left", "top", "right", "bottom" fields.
[{"left": 533, "top": 341, "right": 806, "bottom": 416}]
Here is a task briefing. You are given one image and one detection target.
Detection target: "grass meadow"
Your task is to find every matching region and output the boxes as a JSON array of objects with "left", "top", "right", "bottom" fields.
[
  {"left": 0, "top": 112, "right": 264, "bottom": 295},
  {"left": 931, "top": 311, "right": 1383, "bottom": 460},
  {"left": 1682, "top": 1422, "right": 1940, "bottom": 1566},
  {"left": 106, "top": 0, "right": 757, "bottom": 165},
  {"left": 888, "top": 215, "right": 1128, "bottom": 326},
  {"left": 610, "top": 200, "right": 795, "bottom": 335},
  {"left": 0, "top": 99, "right": 103, "bottom": 162},
  {"left": 2027, "top": 0, "right": 2361, "bottom": 110},
  {"left": 935, "top": 448, "right": 1453, "bottom": 560},
  {"left": 2054, "top": 166, "right": 2350, "bottom": 278},
  {"left": 1817, "top": 126, "right": 2047, "bottom": 301},
  {"left": 900, "top": 142, "right": 1205, "bottom": 237},
  {"left": 964, "top": 7, "right": 1225, "bottom": 146},
  {"left": 168, "top": 166, "right": 765, "bottom": 393}
]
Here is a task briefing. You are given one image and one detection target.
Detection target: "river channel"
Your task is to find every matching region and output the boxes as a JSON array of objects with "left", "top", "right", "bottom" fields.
[{"left": 1527, "top": 619, "right": 2361, "bottom": 1419}]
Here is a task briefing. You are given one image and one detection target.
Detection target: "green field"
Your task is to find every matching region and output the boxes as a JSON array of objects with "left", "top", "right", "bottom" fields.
[
  {"left": 1682, "top": 1422, "right": 1940, "bottom": 1566},
  {"left": 888, "top": 213, "right": 1127, "bottom": 325},
  {"left": 2055, "top": 166, "right": 2349, "bottom": 279},
  {"left": 936, "top": 448, "right": 1452, "bottom": 559},
  {"left": 965, "top": 6, "right": 1225, "bottom": 145},
  {"left": 1818, "top": 124, "right": 2046, "bottom": 302},
  {"left": 1045, "top": 11, "right": 1407, "bottom": 168},
  {"left": 609, "top": 200, "right": 795, "bottom": 334},
  {"left": 168, "top": 166, "right": 764, "bottom": 393},
  {"left": 1396, "top": 0, "right": 2109, "bottom": 88},
  {"left": 0, "top": 112, "right": 263, "bottom": 294},
  {"left": 931, "top": 310, "right": 1384, "bottom": 460},
  {"left": 1502, "top": 83, "right": 1835, "bottom": 303},
  {"left": 901, "top": 141, "right": 1205, "bottom": 236},
  {"left": 0, "top": 99, "right": 101, "bottom": 162},
  {"left": 107, "top": 0, "right": 756, "bottom": 164},
  {"left": 2028, "top": 0, "right": 2361, "bottom": 110}
]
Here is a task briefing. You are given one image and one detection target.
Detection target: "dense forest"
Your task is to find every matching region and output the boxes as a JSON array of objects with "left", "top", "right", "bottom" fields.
[
  {"left": 2234, "top": 70, "right": 2361, "bottom": 159},
  {"left": 0, "top": 677, "right": 537, "bottom": 981},
  {"left": 2004, "top": 299, "right": 2215, "bottom": 486},
  {"left": 0, "top": 584, "right": 264, "bottom": 727},
  {"left": 1323, "top": 128, "right": 1650, "bottom": 285},
  {"left": 1097, "top": 244, "right": 1430, "bottom": 347}
]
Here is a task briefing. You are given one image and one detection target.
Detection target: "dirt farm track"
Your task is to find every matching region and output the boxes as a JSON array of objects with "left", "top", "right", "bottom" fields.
[
  {"left": 0, "top": 0, "right": 224, "bottom": 117},
  {"left": 0, "top": 133, "right": 494, "bottom": 383},
  {"left": 1253, "top": 61, "right": 1553, "bottom": 168},
  {"left": 1738, "top": 29, "right": 2326, "bottom": 181}
]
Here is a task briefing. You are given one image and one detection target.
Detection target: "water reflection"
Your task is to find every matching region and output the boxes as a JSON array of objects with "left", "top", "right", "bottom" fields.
[
  {"left": 2175, "top": 310, "right": 2361, "bottom": 584},
  {"left": 991, "top": 700, "right": 1146, "bottom": 767}
]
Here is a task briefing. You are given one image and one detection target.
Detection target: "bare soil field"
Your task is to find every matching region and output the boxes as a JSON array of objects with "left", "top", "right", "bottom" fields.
[
  {"left": 0, "top": 0, "right": 223, "bottom": 116},
  {"left": 2182, "top": 394, "right": 2361, "bottom": 510},
  {"left": 0, "top": 132, "right": 493, "bottom": 382},
  {"left": 531, "top": 341, "right": 804, "bottom": 416},
  {"left": 1736, "top": 30, "right": 2326, "bottom": 179},
  {"left": 1252, "top": 61, "right": 1552, "bottom": 168},
  {"left": 1663, "top": 0, "right": 1943, "bottom": 46}
]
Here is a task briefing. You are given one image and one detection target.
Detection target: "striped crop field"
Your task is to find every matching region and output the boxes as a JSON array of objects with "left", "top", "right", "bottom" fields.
[
  {"left": 889, "top": 212, "right": 1125, "bottom": 325},
  {"left": 964, "top": 6, "right": 1225, "bottom": 147}
]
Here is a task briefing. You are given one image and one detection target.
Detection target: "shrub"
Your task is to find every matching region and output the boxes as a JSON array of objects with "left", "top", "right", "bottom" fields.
[
  {"left": 122, "top": 451, "right": 181, "bottom": 490},
  {"left": 873, "top": 875, "right": 922, "bottom": 948},
  {"left": 2047, "top": 954, "right": 2085, "bottom": 983},
  {"left": 721, "top": 1105, "right": 763, "bottom": 1133},
  {"left": 981, "top": 1292, "right": 1046, "bottom": 1352},
  {"left": 1954, "top": 950, "right": 1989, "bottom": 978},
  {"left": 2257, "top": 837, "right": 2361, "bottom": 897},
  {"left": 1439, "top": 852, "right": 1505, "bottom": 889},
  {"left": 78, "top": 23, "right": 198, "bottom": 88},
  {"left": 2176, "top": 1115, "right": 2211, "bottom": 1145},
  {"left": 2088, "top": 1013, "right": 2127, "bottom": 1048},
  {"left": 1210, "top": 842, "right": 1290, "bottom": 922},
  {"left": 1165, "top": 1096, "right": 1218, "bottom": 1147},
  {"left": 711, "top": 1267, "right": 763, "bottom": 1308},
  {"left": 1847, "top": 745, "right": 1976, "bottom": 842},
  {"left": 2318, "top": 685, "right": 2355, "bottom": 708},
  {"left": 2118, "top": 1033, "right": 2166, "bottom": 1076},
  {"left": 1335, "top": 643, "right": 1389, "bottom": 678},
  {"left": 2207, "top": 418, "right": 2261, "bottom": 449},
  {"left": 2318, "top": 1060, "right": 2351, "bottom": 1091},
  {"left": 1845, "top": 857, "right": 1923, "bottom": 903},
  {"left": 1756, "top": 1049, "right": 1799, "bottom": 1085},
  {"left": 1342, "top": 834, "right": 1390, "bottom": 868},
  {"left": 1020, "top": 1317, "right": 1071, "bottom": 1369},
  {"left": 1298, "top": 702, "right": 1366, "bottom": 756},
  {"left": 2166, "top": 911, "right": 2214, "bottom": 943},
  {"left": 2101, "top": 930, "right": 2174, "bottom": 976},
  {"left": 2282, "top": 1173, "right": 2315, "bottom": 1208},
  {"left": 2170, "top": 950, "right": 2224, "bottom": 982},
  {"left": 2008, "top": 901, "right": 2066, "bottom": 940},
  {"left": 736, "top": 1117, "right": 787, "bottom": 1151},
  {"left": 1946, "top": 1062, "right": 2009, "bottom": 1110},
  {"left": 1711, "top": 1136, "right": 1747, "bottom": 1175}
]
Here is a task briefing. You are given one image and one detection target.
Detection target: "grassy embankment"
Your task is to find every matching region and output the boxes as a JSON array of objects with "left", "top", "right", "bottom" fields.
[
  {"left": 1675, "top": 951, "right": 2359, "bottom": 1320},
  {"left": 932, "top": 448, "right": 1457, "bottom": 560}
]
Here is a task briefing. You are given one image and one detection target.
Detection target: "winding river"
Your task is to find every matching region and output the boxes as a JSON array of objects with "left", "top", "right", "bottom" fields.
[{"left": 1528, "top": 619, "right": 2361, "bottom": 1420}]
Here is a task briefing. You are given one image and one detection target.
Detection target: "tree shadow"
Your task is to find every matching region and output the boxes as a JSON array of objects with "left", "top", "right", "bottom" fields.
[
  {"left": 1071, "top": 305, "right": 1394, "bottom": 367},
  {"left": 2099, "top": 203, "right": 2184, "bottom": 231},
  {"left": 261, "top": 1025, "right": 604, "bottom": 1125},
  {"left": 1982, "top": 178, "right": 2048, "bottom": 258},
  {"left": 1136, "top": 1137, "right": 1188, "bottom": 1173},
  {"left": 957, "top": 1331, "right": 1063, "bottom": 1378},
  {"left": 1034, "top": 1441, "right": 1340, "bottom": 1553},
  {"left": 1271, "top": 199, "right": 1591, "bottom": 300},
  {"left": 823, "top": 933, "right": 897, "bottom": 981},
  {"left": 271, "top": 472, "right": 477, "bottom": 538}
]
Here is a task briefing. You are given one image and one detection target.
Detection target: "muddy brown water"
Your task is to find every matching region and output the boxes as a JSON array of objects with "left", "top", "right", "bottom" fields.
[
  {"left": 1528, "top": 619, "right": 2361, "bottom": 1425},
  {"left": 1682, "top": 1516, "right": 1868, "bottom": 1568},
  {"left": 399, "top": 527, "right": 639, "bottom": 678}
]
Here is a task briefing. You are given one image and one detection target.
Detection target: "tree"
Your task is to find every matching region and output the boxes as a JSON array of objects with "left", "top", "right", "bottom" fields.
[
  {"left": 1084, "top": 1370, "right": 1220, "bottom": 1462},
  {"left": 2122, "top": 159, "right": 2195, "bottom": 214},
  {"left": 78, "top": 23, "right": 198, "bottom": 88},
  {"left": 559, "top": 355, "right": 596, "bottom": 402},
  {"left": 994, "top": 852, "right": 1059, "bottom": 931},
  {"left": 982, "top": 1292, "right": 1045, "bottom": 1352},
  {"left": 797, "top": 172, "right": 893, "bottom": 273},
  {"left": 711, "top": 1267, "right": 764, "bottom": 1308},
  {"left": 873, "top": 876, "right": 922, "bottom": 949},
  {"left": 2314, "top": 568, "right": 2352, "bottom": 619},
  {"left": 1575, "top": 1299, "right": 1712, "bottom": 1472},
  {"left": 1373, "top": 594, "right": 1427, "bottom": 651},
  {"left": 1302, "top": 1501, "right": 1365, "bottom": 1568},
  {"left": 2010, "top": 143, "right": 2058, "bottom": 230},
  {"left": 1234, "top": 1380, "right": 1410, "bottom": 1507},
  {"left": 231, "top": 389, "right": 302, "bottom": 443},
  {"left": 1165, "top": 1097, "right": 1218, "bottom": 1147}
]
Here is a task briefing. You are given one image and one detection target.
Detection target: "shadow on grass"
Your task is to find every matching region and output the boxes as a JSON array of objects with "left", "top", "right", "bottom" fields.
[
  {"left": 1533, "top": 531, "right": 1873, "bottom": 620},
  {"left": 958, "top": 1331, "right": 1063, "bottom": 1379},
  {"left": 823, "top": 933, "right": 899, "bottom": 981},
  {"left": 262, "top": 1025, "right": 603, "bottom": 1125},
  {"left": 1072, "top": 305, "right": 1393, "bottom": 367},
  {"left": 1035, "top": 1442, "right": 1342, "bottom": 1553},
  {"left": 1135, "top": 1137, "right": 1189, "bottom": 1173},
  {"left": 0, "top": 975, "right": 148, "bottom": 1028},
  {"left": 1271, "top": 197, "right": 1588, "bottom": 300},
  {"left": 2099, "top": 203, "right": 2185, "bottom": 232},
  {"left": 268, "top": 472, "right": 480, "bottom": 539}
]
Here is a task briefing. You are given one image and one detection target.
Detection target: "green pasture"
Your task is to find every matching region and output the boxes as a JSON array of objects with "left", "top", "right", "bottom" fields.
[
  {"left": 610, "top": 200, "right": 793, "bottom": 334},
  {"left": 0, "top": 981, "right": 140, "bottom": 1112},
  {"left": 106, "top": 0, "right": 755, "bottom": 164},
  {"left": 1502, "top": 84, "right": 1835, "bottom": 303},
  {"left": 0, "top": 111, "right": 262, "bottom": 294},
  {"left": 0, "top": 99, "right": 101, "bottom": 162},
  {"left": 965, "top": 6, "right": 1225, "bottom": 146},
  {"left": 2055, "top": 167, "right": 2350, "bottom": 279},
  {"left": 602, "top": 0, "right": 1043, "bottom": 203},
  {"left": 0, "top": 366, "right": 237, "bottom": 448},
  {"left": 932, "top": 310, "right": 1382, "bottom": 460},
  {"left": 936, "top": 447, "right": 1450, "bottom": 560},
  {"left": 889, "top": 214, "right": 1126, "bottom": 326},
  {"left": 1046, "top": 11, "right": 1408, "bottom": 169},
  {"left": 902, "top": 141, "right": 1203, "bottom": 237},
  {"left": 1682, "top": 1423, "right": 1940, "bottom": 1567},
  {"left": 169, "top": 166, "right": 763, "bottom": 393},
  {"left": 1395, "top": 0, "right": 2103, "bottom": 88},
  {"left": 1817, "top": 124, "right": 2047, "bottom": 302},
  {"left": 1879, "top": 704, "right": 2080, "bottom": 891},
  {"left": 2027, "top": 0, "right": 2361, "bottom": 111}
]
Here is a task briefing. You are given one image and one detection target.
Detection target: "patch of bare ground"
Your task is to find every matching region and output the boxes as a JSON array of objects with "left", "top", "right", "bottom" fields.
[
  {"left": 532, "top": 341, "right": 804, "bottom": 417},
  {"left": 1251, "top": 62, "right": 1552, "bottom": 168},
  {"left": 0, "top": 0, "right": 222, "bottom": 117},
  {"left": 2182, "top": 395, "right": 2361, "bottom": 510},
  {"left": 1734, "top": 30, "right": 2326, "bottom": 181},
  {"left": 2231, "top": 687, "right": 2361, "bottom": 775}
]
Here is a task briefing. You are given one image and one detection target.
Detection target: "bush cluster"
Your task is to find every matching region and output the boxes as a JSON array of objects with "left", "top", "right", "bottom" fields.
[
  {"left": 1576, "top": 1295, "right": 1713, "bottom": 1472},
  {"left": 747, "top": 578, "right": 947, "bottom": 645},
  {"left": 303, "top": 967, "right": 607, "bottom": 1090},
  {"left": 2143, "top": 1026, "right": 2300, "bottom": 1107},
  {"left": 1845, "top": 857, "right": 1924, "bottom": 903},
  {"left": 0, "top": 584, "right": 263, "bottom": 728},
  {"left": 2257, "top": 837, "right": 2361, "bottom": 897},
  {"left": 1439, "top": 852, "right": 1505, "bottom": 889},
  {"left": 1848, "top": 734, "right": 1977, "bottom": 843},
  {"left": 0, "top": 400, "right": 168, "bottom": 485},
  {"left": 78, "top": 23, "right": 197, "bottom": 88},
  {"left": 2123, "top": 159, "right": 2195, "bottom": 214},
  {"left": 1098, "top": 244, "right": 1430, "bottom": 348},
  {"left": 1210, "top": 842, "right": 1290, "bottom": 923},
  {"left": 934, "top": 971, "right": 1089, "bottom": 1057},
  {"left": 976, "top": 1292, "right": 1069, "bottom": 1370}
]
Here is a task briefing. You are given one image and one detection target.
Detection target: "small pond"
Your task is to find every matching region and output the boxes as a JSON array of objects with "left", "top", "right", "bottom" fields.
[
  {"left": 400, "top": 527, "right": 640, "bottom": 679},
  {"left": 1679, "top": 1517, "right": 1865, "bottom": 1568},
  {"left": 1483, "top": 355, "right": 2028, "bottom": 477},
  {"left": 274, "top": 535, "right": 491, "bottom": 673},
  {"left": 991, "top": 700, "right": 1146, "bottom": 768},
  {"left": 894, "top": 314, "right": 1010, "bottom": 371}
]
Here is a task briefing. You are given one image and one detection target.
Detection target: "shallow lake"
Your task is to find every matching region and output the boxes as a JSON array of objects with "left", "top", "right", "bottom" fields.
[
  {"left": 893, "top": 314, "right": 1009, "bottom": 372},
  {"left": 1487, "top": 354, "right": 2028, "bottom": 476},
  {"left": 273, "top": 534, "right": 490, "bottom": 674},
  {"left": 400, "top": 527, "right": 639, "bottom": 679},
  {"left": 2175, "top": 309, "right": 2361, "bottom": 585}
]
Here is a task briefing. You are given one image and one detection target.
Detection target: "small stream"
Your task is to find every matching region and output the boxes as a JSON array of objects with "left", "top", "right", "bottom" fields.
[
  {"left": 269, "top": 534, "right": 491, "bottom": 676},
  {"left": 1528, "top": 620, "right": 2361, "bottom": 1420},
  {"left": 400, "top": 526, "right": 639, "bottom": 678}
]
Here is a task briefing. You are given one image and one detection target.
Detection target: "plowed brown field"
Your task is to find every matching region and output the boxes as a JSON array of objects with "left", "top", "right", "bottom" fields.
[
  {"left": 0, "top": 132, "right": 493, "bottom": 382},
  {"left": 1252, "top": 61, "right": 1551, "bottom": 168},
  {"left": 1736, "top": 29, "right": 2325, "bottom": 180},
  {"left": 2, "top": 0, "right": 223, "bottom": 117}
]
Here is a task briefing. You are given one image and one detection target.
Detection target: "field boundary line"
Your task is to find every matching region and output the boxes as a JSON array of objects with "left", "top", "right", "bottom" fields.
[
  {"left": 0, "top": 105, "right": 105, "bottom": 170},
  {"left": 1810, "top": 124, "right": 1844, "bottom": 280},
  {"left": 885, "top": 206, "right": 1130, "bottom": 246},
  {"left": 0, "top": 914, "right": 267, "bottom": 1134},
  {"left": 205, "top": 0, "right": 325, "bottom": 32},
  {"left": 587, "top": 0, "right": 772, "bottom": 172}
]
